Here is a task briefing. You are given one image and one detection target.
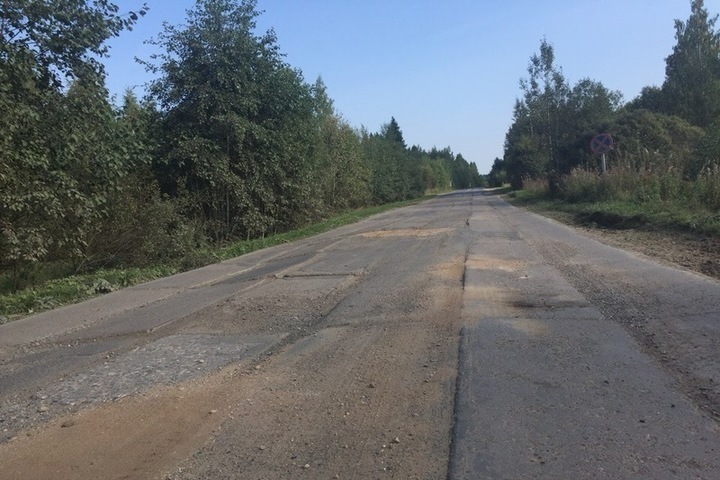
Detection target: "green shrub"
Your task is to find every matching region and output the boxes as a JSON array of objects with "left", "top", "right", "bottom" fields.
[{"left": 694, "top": 166, "right": 720, "bottom": 211}]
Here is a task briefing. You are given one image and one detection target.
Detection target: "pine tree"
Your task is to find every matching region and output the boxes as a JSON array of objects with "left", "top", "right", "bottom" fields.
[{"left": 663, "top": 0, "right": 720, "bottom": 127}]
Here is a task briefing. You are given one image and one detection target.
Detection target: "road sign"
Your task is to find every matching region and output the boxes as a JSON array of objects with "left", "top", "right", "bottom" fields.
[
  {"left": 590, "top": 133, "right": 613, "bottom": 155},
  {"left": 590, "top": 133, "right": 613, "bottom": 174}
]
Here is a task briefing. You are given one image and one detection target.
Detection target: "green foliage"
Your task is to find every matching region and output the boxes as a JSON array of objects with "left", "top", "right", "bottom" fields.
[
  {"left": 311, "top": 78, "right": 372, "bottom": 211},
  {"left": 410, "top": 146, "right": 482, "bottom": 192},
  {"left": 487, "top": 157, "right": 508, "bottom": 187},
  {"left": 626, "top": 86, "right": 667, "bottom": 112},
  {"left": 418, "top": 158, "right": 452, "bottom": 192},
  {"left": 147, "top": 0, "right": 319, "bottom": 240},
  {"left": 515, "top": 170, "right": 720, "bottom": 236},
  {"left": 0, "top": 0, "right": 147, "bottom": 88},
  {"left": 83, "top": 170, "right": 206, "bottom": 270},
  {"left": 0, "top": 0, "right": 480, "bottom": 303},
  {"left": 0, "top": 2, "right": 149, "bottom": 289},
  {"left": 504, "top": 39, "right": 622, "bottom": 188},
  {"left": 663, "top": 0, "right": 720, "bottom": 128},
  {"left": 360, "top": 117, "right": 423, "bottom": 203},
  {"left": 384, "top": 117, "right": 407, "bottom": 148},
  {"left": 363, "top": 118, "right": 481, "bottom": 201},
  {"left": 626, "top": 1, "right": 720, "bottom": 128},
  {"left": 504, "top": 121, "right": 547, "bottom": 189},
  {"left": 0, "top": 57, "right": 53, "bottom": 277},
  {"left": 0, "top": 72, "right": 140, "bottom": 287},
  {"left": 602, "top": 109, "right": 703, "bottom": 175},
  {"left": 690, "top": 120, "right": 720, "bottom": 177},
  {"left": 505, "top": 3, "right": 720, "bottom": 235},
  {"left": 452, "top": 153, "right": 484, "bottom": 188},
  {"left": 516, "top": 38, "right": 571, "bottom": 173},
  {"left": 363, "top": 131, "right": 414, "bottom": 203}
]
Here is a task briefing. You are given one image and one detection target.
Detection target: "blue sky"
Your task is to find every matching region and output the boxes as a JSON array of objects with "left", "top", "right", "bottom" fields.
[{"left": 104, "top": 1, "right": 720, "bottom": 174}]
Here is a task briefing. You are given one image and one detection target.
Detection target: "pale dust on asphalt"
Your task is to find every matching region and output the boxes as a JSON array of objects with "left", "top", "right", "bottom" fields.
[
  {"left": 522, "top": 205, "right": 720, "bottom": 282},
  {"left": 0, "top": 217, "right": 467, "bottom": 480},
  {"left": 2, "top": 194, "right": 720, "bottom": 479},
  {"left": 520, "top": 203, "right": 720, "bottom": 421}
]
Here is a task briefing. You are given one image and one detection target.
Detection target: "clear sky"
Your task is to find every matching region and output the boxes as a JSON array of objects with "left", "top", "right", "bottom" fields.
[{"left": 103, "top": 0, "right": 720, "bottom": 174}]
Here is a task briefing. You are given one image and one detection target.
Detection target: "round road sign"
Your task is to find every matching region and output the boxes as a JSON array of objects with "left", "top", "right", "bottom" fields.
[{"left": 590, "top": 133, "right": 613, "bottom": 155}]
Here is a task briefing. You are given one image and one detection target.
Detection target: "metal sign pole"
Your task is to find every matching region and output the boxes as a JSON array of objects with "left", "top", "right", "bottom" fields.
[{"left": 591, "top": 133, "right": 613, "bottom": 175}]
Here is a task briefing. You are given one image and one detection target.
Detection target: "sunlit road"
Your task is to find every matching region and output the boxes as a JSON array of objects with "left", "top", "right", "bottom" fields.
[{"left": 1, "top": 190, "right": 719, "bottom": 479}]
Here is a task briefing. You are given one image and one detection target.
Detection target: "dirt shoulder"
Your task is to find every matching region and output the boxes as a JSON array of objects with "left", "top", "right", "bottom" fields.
[{"left": 515, "top": 202, "right": 720, "bottom": 282}]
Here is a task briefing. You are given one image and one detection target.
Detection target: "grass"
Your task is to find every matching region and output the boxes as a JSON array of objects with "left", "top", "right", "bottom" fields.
[
  {"left": 510, "top": 173, "right": 720, "bottom": 236},
  {"left": 0, "top": 266, "right": 179, "bottom": 322},
  {"left": 0, "top": 197, "right": 431, "bottom": 323},
  {"left": 214, "top": 198, "right": 428, "bottom": 260},
  {"left": 482, "top": 185, "right": 513, "bottom": 195}
]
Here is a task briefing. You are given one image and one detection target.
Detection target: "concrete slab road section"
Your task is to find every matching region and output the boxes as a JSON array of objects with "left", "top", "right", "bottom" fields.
[
  {"left": 449, "top": 194, "right": 720, "bottom": 479},
  {"left": 0, "top": 189, "right": 719, "bottom": 479}
]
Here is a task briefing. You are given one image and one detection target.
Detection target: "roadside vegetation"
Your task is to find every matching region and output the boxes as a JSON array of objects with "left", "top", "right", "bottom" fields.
[
  {"left": 0, "top": 0, "right": 483, "bottom": 318},
  {"left": 513, "top": 171, "right": 720, "bottom": 236},
  {"left": 0, "top": 196, "right": 429, "bottom": 322},
  {"left": 490, "top": 0, "right": 720, "bottom": 238}
]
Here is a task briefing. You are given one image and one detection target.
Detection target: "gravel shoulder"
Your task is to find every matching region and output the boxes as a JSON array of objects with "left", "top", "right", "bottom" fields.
[
  {"left": 512, "top": 199, "right": 720, "bottom": 425},
  {"left": 516, "top": 202, "right": 720, "bottom": 282}
]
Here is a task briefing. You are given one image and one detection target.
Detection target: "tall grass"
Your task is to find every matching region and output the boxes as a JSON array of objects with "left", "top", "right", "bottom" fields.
[
  {"left": 558, "top": 166, "right": 720, "bottom": 211},
  {"left": 516, "top": 166, "right": 720, "bottom": 234}
]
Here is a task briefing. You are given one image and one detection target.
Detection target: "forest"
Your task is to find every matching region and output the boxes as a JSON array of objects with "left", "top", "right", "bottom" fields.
[
  {"left": 491, "top": 0, "right": 720, "bottom": 234},
  {"left": 0, "top": 0, "right": 482, "bottom": 296}
]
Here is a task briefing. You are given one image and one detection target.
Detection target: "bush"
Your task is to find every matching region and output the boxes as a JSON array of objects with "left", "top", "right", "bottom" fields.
[
  {"left": 522, "top": 177, "right": 550, "bottom": 197},
  {"left": 80, "top": 173, "right": 205, "bottom": 271},
  {"left": 694, "top": 166, "right": 720, "bottom": 211},
  {"left": 559, "top": 169, "right": 621, "bottom": 203}
]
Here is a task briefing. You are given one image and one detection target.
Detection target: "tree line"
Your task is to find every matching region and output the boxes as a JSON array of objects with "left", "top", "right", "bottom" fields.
[
  {"left": 0, "top": 0, "right": 482, "bottom": 290},
  {"left": 491, "top": 0, "right": 720, "bottom": 203}
]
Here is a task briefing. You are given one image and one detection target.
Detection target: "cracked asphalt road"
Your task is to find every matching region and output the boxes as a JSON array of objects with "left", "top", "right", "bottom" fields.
[{"left": 0, "top": 190, "right": 719, "bottom": 479}]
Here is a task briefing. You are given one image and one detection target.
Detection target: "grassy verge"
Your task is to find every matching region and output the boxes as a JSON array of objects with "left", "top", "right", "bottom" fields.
[
  {"left": 214, "top": 197, "right": 429, "bottom": 260},
  {"left": 0, "top": 196, "right": 431, "bottom": 323},
  {"left": 510, "top": 189, "right": 720, "bottom": 236}
]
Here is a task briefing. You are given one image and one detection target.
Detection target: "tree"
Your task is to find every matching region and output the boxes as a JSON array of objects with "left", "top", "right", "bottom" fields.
[
  {"left": 363, "top": 131, "right": 408, "bottom": 203},
  {"left": 81, "top": 91, "right": 187, "bottom": 269},
  {"left": 0, "top": 1, "right": 146, "bottom": 288},
  {"left": 691, "top": 119, "right": 720, "bottom": 178},
  {"left": 504, "top": 120, "right": 546, "bottom": 190},
  {"left": 504, "top": 39, "right": 571, "bottom": 187},
  {"left": 147, "top": 0, "right": 318, "bottom": 240},
  {"left": 521, "top": 39, "right": 571, "bottom": 171},
  {"left": 487, "top": 157, "right": 508, "bottom": 187},
  {"left": 504, "top": 40, "right": 624, "bottom": 188},
  {"left": 626, "top": 86, "right": 668, "bottom": 113},
  {"left": 603, "top": 109, "right": 703, "bottom": 174},
  {"left": 311, "top": 77, "right": 371, "bottom": 211},
  {"left": 0, "top": 0, "right": 147, "bottom": 88},
  {"left": 663, "top": 0, "right": 720, "bottom": 127},
  {"left": 383, "top": 117, "right": 406, "bottom": 148},
  {"left": 418, "top": 157, "right": 451, "bottom": 192},
  {"left": 558, "top": 78, "right": 623, "bottom": 172},
  {"left": 363, "top": 117, "right": 423, "bottom": 202},
  {"left": 408, "top": 146, "right": 481, "bottom": 191}
]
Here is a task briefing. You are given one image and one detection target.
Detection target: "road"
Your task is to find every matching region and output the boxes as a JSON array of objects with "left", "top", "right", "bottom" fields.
[{"left": 0, "top": 190, "right": 719, "bottom": 479}]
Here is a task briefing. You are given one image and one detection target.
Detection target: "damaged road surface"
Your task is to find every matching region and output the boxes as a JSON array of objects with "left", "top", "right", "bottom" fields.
[{"left": 1, "top": 190, "right": 719, "bottom": 479}]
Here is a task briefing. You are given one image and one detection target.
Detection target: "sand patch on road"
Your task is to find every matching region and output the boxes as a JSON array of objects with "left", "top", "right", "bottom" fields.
[{"left": 359, "top": 228, "right": 452, "bottom": 238}]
